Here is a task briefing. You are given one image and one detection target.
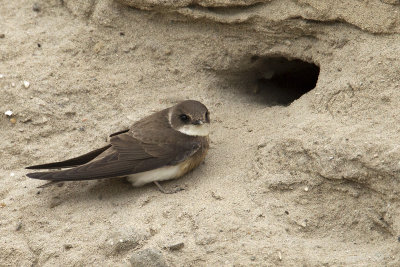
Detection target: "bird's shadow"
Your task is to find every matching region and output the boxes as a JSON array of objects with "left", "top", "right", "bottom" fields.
[
  {"left": 34, "top": 174, "right": 191, "bottom": 208},
  {"left": 35, "top": 177, "right": 149, "bottom": 207}
]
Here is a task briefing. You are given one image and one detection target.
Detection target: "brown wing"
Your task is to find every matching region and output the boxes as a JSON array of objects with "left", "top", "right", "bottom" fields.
[
  {"left": 26, "top": 128, "right": 129, "bottom": 170},
  {"left": 25, "top": 145, "right": 112, "bottom": 170},
  {"left": 26, "top": 133, "right": 201, "bottom": 181}
]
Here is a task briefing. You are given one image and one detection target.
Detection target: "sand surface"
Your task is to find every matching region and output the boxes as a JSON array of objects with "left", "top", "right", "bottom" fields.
[{"left": 1, "top": 0, "right": 400, "bottom": 266}]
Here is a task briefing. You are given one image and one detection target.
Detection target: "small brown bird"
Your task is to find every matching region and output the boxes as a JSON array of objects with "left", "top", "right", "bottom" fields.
[{"left": 26, "top": 100, "right": 210, "bottom": 192}]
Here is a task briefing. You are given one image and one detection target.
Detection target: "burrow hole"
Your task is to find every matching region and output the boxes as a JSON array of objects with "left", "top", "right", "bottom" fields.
[{"left": 246, "top": 56, "right": 320, "bottom": 106}]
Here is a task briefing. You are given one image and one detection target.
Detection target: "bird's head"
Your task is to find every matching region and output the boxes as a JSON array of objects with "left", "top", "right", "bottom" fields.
[{"left": 169, "top": 100, "right": 210, "bottom": 136}]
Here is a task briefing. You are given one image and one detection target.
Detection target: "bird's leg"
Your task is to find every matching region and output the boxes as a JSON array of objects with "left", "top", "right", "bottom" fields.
[{"left": 153, "top": 181, "right": 184, "bottom": 194}]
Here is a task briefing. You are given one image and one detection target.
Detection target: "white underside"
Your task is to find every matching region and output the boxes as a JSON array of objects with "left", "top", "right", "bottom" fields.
[
  {"left": 178, "top": 124, "right": 209, "bottom": 137},
  {"left": 127, "top": 165, "right": 181, "bottom": 187}
]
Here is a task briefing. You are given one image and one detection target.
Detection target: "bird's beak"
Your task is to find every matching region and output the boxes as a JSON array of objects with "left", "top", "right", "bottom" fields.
[{"left": 193, "top": 120, "right": 204, "bottom": 125}]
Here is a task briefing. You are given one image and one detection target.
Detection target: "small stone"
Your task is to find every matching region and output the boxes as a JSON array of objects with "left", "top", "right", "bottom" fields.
[
  {"left": 129, "top": 248, "right": 168, "bottom": 267},
  {"left": 32, "top": 3, "right": 41, "bottom": 12},
  {"left": 16, "top": 221, "right": 22, "bottom": 231},
  {"left": 64, "top": 244, "right": 73, "bottom": 250},
  {"left": 23, "top": 81, "right": 30, "bottom": 88},
  {"left": 304, "top": 186, "right": 309, "bottom": 192},
  {"left": 257, "top": 142, "right": 266, "bottom": 149},
  {"left": 149, "top": 228, "right": 157, "bottom": 236},
  {"left": 211, "top": 191, "right": 223, "bottom": 200},
  {"left": 93, "top": 41, "right": 104, "bottom": 54},
  {"left": 167, "top": 242, "right": 184, "bottom": 251},
  {"left": 0, "top": 34, "right": 5, "bottom": 38},
  {"left": 0, "top": 74, "right": 4, "bottom": 78},
  {"left": 10, "top": 117, "right": 17, "bottom": 124},
  {"left": 105, "top": 228, "right": 148, "bottom": 255},
  {"left": 11, "top": 82, "right": 15, "bottom": 87},
  {"left": 5, "top": 110, "right": 13, "bottom": 116},
  {"left": 10, "top": 172, "right": 15, "bottom": 177},
  {"left": 164, "top": 49, "right": 172, "bottom": 56}
]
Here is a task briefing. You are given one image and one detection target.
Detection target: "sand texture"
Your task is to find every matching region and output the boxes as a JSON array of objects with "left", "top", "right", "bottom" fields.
[{"left": 1, "top": 0, "right": 400, "bottom": 266}]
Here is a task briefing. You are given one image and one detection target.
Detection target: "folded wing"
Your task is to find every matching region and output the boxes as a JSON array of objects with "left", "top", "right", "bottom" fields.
[{"left": 26, "top": 133, "right": 201, "bottom": 181}]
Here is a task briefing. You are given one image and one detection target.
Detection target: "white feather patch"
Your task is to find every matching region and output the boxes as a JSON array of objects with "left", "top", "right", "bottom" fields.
[
  {"left": 127, "top": 165, "right": 181, "bottom": 187},
  {"left": 178, "top": 124, "right": 209, "bottom": 136}
]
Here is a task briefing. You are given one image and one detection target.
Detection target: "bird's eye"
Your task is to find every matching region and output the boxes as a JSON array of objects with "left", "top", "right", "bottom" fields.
[{"left": 179, "top": 114, "right": 190, "bottom": 123}]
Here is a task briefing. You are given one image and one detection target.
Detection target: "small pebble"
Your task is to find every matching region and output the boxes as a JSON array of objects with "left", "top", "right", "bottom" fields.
[
  {"left": 5, "top": 110, "right": 13, "bottom": 116},
  {"left": 0, "top": 34, "right": 5, "bottom": 38},
  {"left": 23, "top": 81, "right": 30, "bottom": 88},
  {"left": 32, "top": 3, "right": 41, "bottom": 12},
  {"left": 304, "top": 186, "right": 309, "bottom": 192},
  {"left": 167, "top": 242, "right": 184, "bottom": 251},
  {"left": 11, "top": 82, "right": 15, "bottom": 87},
  {"left": 250, "top": 256, "right": 256, "bottom": 261},
  {"left": 10, "top": 117, "right": 17, "bottom": 124},
  {"left": 0, "top": 74, "right": 4, "bottom": 78},
  {"left": 16, "top": 221, "right": 22, "bottom": 231},
  {"left": 211, "top": 191, "right": 223, "bottom": 200},
  {"left": 10, "top": 172, "right": 15, "bottom": 177},
  {"left": 64, "top": 244, "right": 73, "bottom": 250}
]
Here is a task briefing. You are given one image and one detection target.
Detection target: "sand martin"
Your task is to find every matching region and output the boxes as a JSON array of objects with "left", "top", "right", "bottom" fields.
[{"left": 26, "top": 100, "right": 210, "bottom": 192}]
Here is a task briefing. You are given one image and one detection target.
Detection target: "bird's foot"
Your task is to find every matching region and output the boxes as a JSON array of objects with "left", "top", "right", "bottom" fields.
[{"left": 154, "top": 181, "right": 184, "bottom": 194}]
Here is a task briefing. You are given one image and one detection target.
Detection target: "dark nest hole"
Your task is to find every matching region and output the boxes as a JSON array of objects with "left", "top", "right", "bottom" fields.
[{"left": 242, "top": 56, "right": 320, "bottom": 106}]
